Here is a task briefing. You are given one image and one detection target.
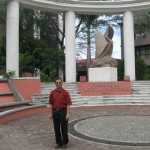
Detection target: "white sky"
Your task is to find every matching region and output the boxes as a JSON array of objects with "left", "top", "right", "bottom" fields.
[{"left": 112, "top": 27, "right": 121, "bottom": 59}]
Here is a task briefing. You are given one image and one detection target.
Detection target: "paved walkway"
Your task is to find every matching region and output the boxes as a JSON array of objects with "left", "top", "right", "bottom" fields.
[{"left": 1, "top": 105, "right": 150, "bottom": 150}]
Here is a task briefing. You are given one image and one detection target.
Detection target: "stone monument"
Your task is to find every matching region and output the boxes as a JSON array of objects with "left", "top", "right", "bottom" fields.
[{"left": 89, "top": 26, "right": 118, "bottom": 82}]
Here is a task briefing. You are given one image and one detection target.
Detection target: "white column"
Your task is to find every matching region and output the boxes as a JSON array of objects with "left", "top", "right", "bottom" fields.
[
  {"left": 123, "top": 11, "right": 135, "bottom": 81},
  {"left": 6, "top": 1, "right": 19, "bottom": 77},
  {"left": 65, "top": 11, "right": 76, "bottom": 82}
]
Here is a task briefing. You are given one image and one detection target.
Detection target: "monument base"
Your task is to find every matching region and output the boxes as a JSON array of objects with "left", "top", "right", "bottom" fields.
[{"left": 88, "top": 67, "right": 117, "bottom": 82}]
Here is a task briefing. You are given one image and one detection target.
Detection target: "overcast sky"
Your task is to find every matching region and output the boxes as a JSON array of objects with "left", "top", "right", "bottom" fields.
[{"left": 112, "top": 27, "right": 121, "bottom": 59}]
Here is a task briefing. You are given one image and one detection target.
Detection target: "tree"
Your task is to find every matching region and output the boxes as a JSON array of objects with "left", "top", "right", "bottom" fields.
[
  {"left": 0, "top": 6, "right": 66, "bottom": 81},
  {"left": 0, "top": 37, "right": 6, "bottom": 74},
  {"left": 35, "top": 11, "right": 65, "bottom": 49},
  {"left": 76, "top": 14, "right": 122, "bottom": 79},
  {"left": 19, "top": 8, "right": 65, "bottom": 81},
  {"left": 0, "top": 4, "right": 6, "bottom": 39},
  {"left": 117, "top": 58, "right": 150, "bottom": 81},
  {"left": 134, "top": 12, "right": 150, "bottom": 34},
  {"left": 117, "top": 60, "right": 124, "bottom": 81},
  {"left": 0, "top": 5, "right": 6, "bottom": 74},
  {"left": 135, "top": 58, "right": 150, "bottom": 80},
  {"left": 20, "top": 40, "right": 65, "bottom": 81},
  {"left": 76, "top": 15, "right": 111, "bottom": 78}
]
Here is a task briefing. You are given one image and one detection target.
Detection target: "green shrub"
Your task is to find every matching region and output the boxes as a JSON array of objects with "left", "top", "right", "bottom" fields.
[{"left": 3, "top": 70, "right": 16, "bottom": 78}]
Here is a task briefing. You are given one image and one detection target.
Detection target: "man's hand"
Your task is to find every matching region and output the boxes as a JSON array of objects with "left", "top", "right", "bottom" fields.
[
  {"left": 66, "top": 114, "right": 70, "bottom": 121},
  {"left": 47, "top": 104, "right": 52, "bottom": 119},
  {"left": 49, "top": 113, "right": 53, "bottom": 119}
]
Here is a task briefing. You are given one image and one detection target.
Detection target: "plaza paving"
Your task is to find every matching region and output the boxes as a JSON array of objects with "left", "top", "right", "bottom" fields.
[{"left": 1, "top": 105, "right": 150, "bottom": 150}]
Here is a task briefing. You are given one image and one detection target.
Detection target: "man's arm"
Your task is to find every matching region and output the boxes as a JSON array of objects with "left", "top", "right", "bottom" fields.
[
  {"left": 48, "top": 104, "right": 53, "bottom": 119},
  {"left": 66, "top": 105, "right": 71, "bottom": 121},
  {"left": 65, "top": 90, "right": 72, "bottom": 121}
]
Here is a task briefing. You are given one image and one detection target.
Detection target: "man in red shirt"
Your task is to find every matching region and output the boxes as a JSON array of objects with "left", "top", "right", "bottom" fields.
[{"left": 49, "top": 77, "right": 72, "bottom": 149}]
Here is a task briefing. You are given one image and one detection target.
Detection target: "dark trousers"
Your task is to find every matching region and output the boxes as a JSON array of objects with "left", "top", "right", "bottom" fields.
[{"left": 52, "top": 108, "right": 69, "bottom": 145}]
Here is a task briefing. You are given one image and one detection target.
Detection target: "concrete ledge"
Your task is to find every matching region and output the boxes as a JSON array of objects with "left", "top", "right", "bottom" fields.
[
  {"left": 0, "top": 100, "right": 31, "bottom": 108},
  {"left": 0, "top": 104, "right": 48, "bottom": 124},
  {"left": 0, "top": 78, "right": 8, "bottom": 82},
  {"left": 0, "top": 92, "right": 13, "bottom": 96}
]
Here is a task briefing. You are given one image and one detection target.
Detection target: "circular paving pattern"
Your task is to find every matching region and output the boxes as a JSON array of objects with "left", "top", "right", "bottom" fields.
[{"left": 69, "top": 115, "right": 150, "bottom": 146}]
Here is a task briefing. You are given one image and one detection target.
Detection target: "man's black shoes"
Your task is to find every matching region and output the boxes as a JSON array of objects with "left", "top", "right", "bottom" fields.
[
  {"left": 55, "top": 144, "right": 67, "bottom": 149},
  {"left": 55, "top": 144, "right": 62, "bottom": 149},
  {"left": 62, "top": 144, "right": 67, "bottom": 149}
]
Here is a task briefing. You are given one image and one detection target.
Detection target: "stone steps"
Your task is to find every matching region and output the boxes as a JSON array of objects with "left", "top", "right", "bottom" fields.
[{"left": 31, "top": 81, "right": 150, "bottom": 106}]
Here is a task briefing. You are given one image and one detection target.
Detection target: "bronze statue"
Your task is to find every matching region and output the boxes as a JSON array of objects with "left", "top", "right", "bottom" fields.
[{"left": 90, "top": 26, "right": 117, "bottom": 68}]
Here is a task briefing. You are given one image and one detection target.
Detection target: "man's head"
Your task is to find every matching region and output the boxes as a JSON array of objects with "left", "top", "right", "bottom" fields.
[{"left": 55, "top": 77, "right": 63, "bottom": 90}]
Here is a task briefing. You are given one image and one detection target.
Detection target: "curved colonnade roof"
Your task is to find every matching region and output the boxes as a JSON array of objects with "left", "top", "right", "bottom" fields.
[{"left": 0, "top": 0, "right": 150, "bottom": 14}]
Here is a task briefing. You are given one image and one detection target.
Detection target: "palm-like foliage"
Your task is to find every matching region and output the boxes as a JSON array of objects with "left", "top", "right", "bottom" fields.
[{"left": 76, "top": 15, "right": 109, "bottom": 79}]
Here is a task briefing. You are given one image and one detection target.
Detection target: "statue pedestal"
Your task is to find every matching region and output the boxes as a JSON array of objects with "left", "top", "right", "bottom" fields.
[{"left": 88, "top": 67, "right": 117, "bottom": 82}]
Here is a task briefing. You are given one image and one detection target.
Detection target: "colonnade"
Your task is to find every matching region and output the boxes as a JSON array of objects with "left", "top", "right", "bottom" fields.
[{"left": 6, "top": 0, "right": 135, "bottom": 81}]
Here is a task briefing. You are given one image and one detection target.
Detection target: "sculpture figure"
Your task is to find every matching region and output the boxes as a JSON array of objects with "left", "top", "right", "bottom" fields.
[{"left": 90, "top": 26, "right": 117, "bottom": 68}]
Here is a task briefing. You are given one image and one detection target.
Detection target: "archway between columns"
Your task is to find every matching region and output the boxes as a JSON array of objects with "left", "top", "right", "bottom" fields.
[{"left": 3, "top": 0, "right": 150, "bottom": 81}]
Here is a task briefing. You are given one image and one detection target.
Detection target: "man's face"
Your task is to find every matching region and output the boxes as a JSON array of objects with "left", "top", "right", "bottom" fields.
[{"left": 55, "top": 79, "right": 63, "bottom": 89}]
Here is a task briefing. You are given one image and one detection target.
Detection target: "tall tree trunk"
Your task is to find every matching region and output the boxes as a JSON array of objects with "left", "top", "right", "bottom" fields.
[{"left": 86, "top": 26, "right": 91, "bottom": 80}]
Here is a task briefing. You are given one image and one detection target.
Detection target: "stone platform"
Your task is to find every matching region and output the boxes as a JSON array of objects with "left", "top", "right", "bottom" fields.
[
  {"left": 69, "top": 115, "right": 150, "bottom": 146},
  {"left": 1, "top": 105, "right": 150, "bottom": 150},
  {"left": 88, "top": 67, "right": 117, "bottom": 82}
]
